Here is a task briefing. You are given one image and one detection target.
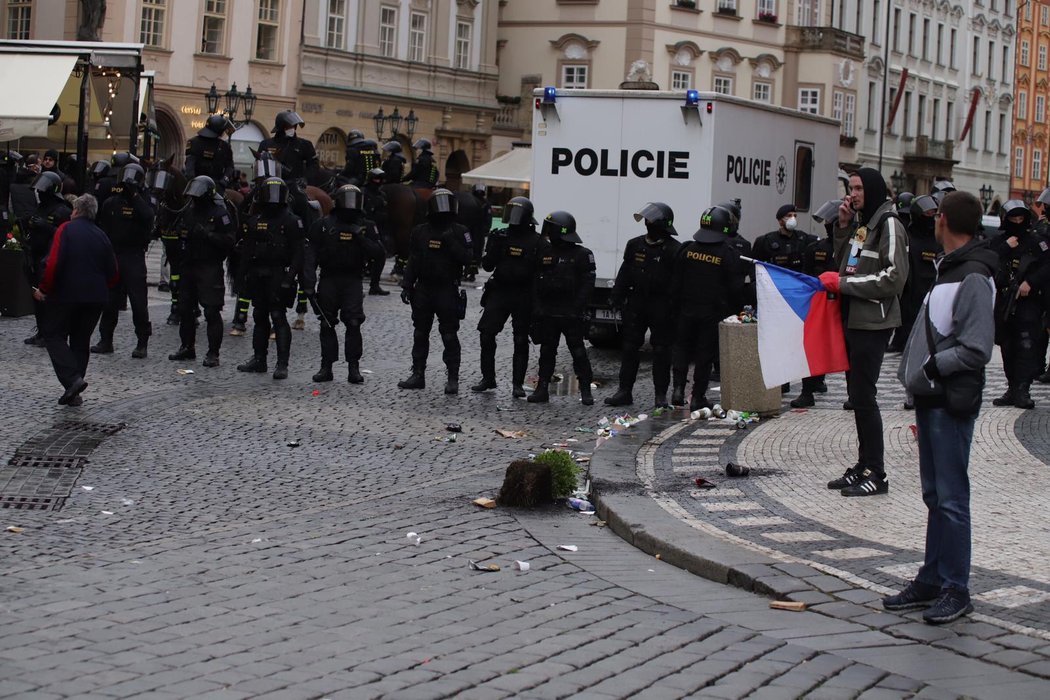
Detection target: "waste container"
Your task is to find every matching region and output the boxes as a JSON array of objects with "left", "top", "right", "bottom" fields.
[
  {"left": 0, "top": 248, "right": 35, "bottom": 317},
  {"left": 718, "top": 321, "right": 781, "bottom": 416}
]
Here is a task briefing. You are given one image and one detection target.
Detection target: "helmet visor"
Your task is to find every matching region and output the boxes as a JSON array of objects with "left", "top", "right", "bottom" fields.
[
  {"left": 255, "top": 158, "right": 279, "bottom": 180},
  {"left": 503, "top": 201, "right": 535, "bottom": 226},
  {"left": 334, "top": 188, "right": 363, "bottom": 211},
  {"left": 813, "top": 199, "right": 843, "bottom": 224},
  {"left": 259, "top": 181, "right": 287, "bottom": 204},
  {"left": 184, "top": 179, "right": 213, "bottom": 198},
  {"left": 429, "top": 193, "right": 457, "bottom": 214},
  {"left": 633, "top": 203, "right": 677, "bottom": 235}
]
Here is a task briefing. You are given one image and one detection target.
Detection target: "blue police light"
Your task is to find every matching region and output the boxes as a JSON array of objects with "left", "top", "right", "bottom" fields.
[
  {"left": 685, "top": 90, "right": 700, "bottom": 106},
  {"left": 543, "top": 86, "right": 557, "bottom": 104}
]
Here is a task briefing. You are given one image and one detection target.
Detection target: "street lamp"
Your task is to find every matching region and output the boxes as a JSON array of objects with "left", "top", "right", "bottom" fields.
[
  {"left": 890, "top": 170, "right": 905, "bottom": 194},
  {"left": 405, "top": 109, "right": 419, "bottom": 139},
  {"left": 373, "top": 106, "right": 422, "bottom": 142},
  {"left": 203, "top": 83, "right": 256, "bottom": 128},
  {"left": 979, "top": 184, "right": 993, "bottom": 211},
  {"left": 373, "top": 107, "right": 386, "bottom": 141},
  {"left": 388, "top": 107, "right": 403, "bottom": 136}
]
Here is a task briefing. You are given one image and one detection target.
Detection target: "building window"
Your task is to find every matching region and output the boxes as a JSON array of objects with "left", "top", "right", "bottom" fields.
[
  {"left": 983, "top": 109, "right": 991, "bottom": 151},
  {"left": 140, "top": 0, "right": 166, "bottom": 47},
  {"left": 714, "top": 76, "right": 734, "bottom": 95},
  {"left": 1043, "top": 5, "right": 1049, "bottom": 25},
  {"left": 409, "top": 12, "right": 426, "bottom": 62},
  {"left": 932, "top": 98, "right": 940, "bottom": 140},
  {"left": 1021, "top": 40, "right": 1030, "bottom": 67},
  {"left": 949, "top": 28, "right": 957, "bottom": 68},
  {"left": 888, "top": 87, "right": 897, "bottom": 133},
  {"left": 972, "top": 36, "right": 980, "bottom": 75},
  {"left": 907, "top": 13, "right": 916, "bottom": 55},
  {"left": 946, "top": 101, "right": 954, "bottom": 140},
  {"left": 1026, "top": 1, "right": 1032, "bottom": 20},
  {"left": 671, "top": 70, "right": 692, "bottom": 90},
  {"left": 256, "top": 0, "right": 279, "bottom": 61},
  {"left": 832, "top": 90, "right": 855, "bottom": 137},
  {"left": 757, "top": 0, "right": 776, "bottom": 19},
  {"left": 1002, "top": 46, "right": 1009, "bottom": 82},
  {"left": 796, "top": 0, "right": 820, "bottom": 26},
  {"left": 798, "top": 87, "right": 820, "bottom": 114},
  {"left": 892, "top": 8, "right": 901, "bottom": 51},
  {"left": 717, "top": 0, "right": 738, "bottom": 14},
  {"left": 918, "top": 95, "right": 926, "bottom": 136},
  {"left": 201, "top": 0, "right": 226, "bottom": 55},
  {"left": 936, "top": 23, "right": 943, "bottom": 64},
  {"left": 922, "top": 18, "right": 930, "bottom": 60},
  {"left": 752, "top": 81, "right": 772, "bottom": 103},
  {"left": 1019, "top": 91, "right": 1028, "bottom": 120},
  {"left": 872, "top": 0, "right": 880, "bottom": 44},
  {"left": 903, "top": 91, "right": 912, "bottom": 139},
  {"left": 379, "top": 6, "right": 397, "bottom": 58},
  {"left": 6, "top": 0, "right": 30, "bottom": 39},
  {"left": 867, "top": 82, "right": 877, "bottom": 130},
  {"left": 1040, "top": 44, "right": 1048, "bottom": 71},
  {"left": 454, "top": 21, "right": 472, "bottom": 69},
  {"left": 326, "top": 0, "right": 345, "bottom": 49},
  {"left": 1037, "top": 95, "right": 1046, "bottom": 123},
  {"left": 562, "top": 64, "right": 588, "bottom": 89},
  {"left": 1033, "top": 149, "right": 1043, "bottom": 181},
  {"left": 988, "top": 40, "right": 995, "bottom": 77},
  {"left": 1015, "top": 147, "right": 1024, "bottom": 178},
  {"left": 998, "top": 113, "right": 1006, "bottom": 154}
]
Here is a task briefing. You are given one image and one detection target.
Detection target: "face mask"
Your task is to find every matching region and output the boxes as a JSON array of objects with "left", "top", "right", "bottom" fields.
[
  {"left": 784, "top": 217, "right": 797, "bottom": 230},
  {"left": 284, "top": 128, "right": 297, "bottom": 138}
]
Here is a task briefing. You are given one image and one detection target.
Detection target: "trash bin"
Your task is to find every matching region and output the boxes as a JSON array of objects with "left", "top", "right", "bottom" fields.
[
  {"left": 718, "top": 321, "right": 781, "bottom": 416},
  {"left": 0, "top": 248, "right": 34, "bottom": 317}
]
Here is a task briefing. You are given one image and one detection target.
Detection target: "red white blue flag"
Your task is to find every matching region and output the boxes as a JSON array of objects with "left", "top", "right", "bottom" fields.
[{"left": 754, "top": 261, "right": 849, "bottom": 389}]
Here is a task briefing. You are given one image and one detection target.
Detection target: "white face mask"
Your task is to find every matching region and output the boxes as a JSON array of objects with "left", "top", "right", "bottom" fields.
[
  {"left": 284, "top": 128, "right": 297, "bottom": 138},
  {"left": 784, "top": 216, "right": 797, "bottom": 230}
]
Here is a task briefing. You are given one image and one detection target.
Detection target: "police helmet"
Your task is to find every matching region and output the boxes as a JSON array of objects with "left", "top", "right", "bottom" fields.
[
  {"left": 694, "top": 205, "right": 735, "bottom": 243},
  {"left": 1000, "top": 199, "right": 1032, "bottom": 229},
  {"left": 120, "top": 163, "right": 146, "bottom": 188},
  {"left": 30, "top": 171, "right": 64, "bottom": 197},
  {"left": 634, "top": 201, "right": 677, "bottom": 236},
  {"left": 272, "top": 111, "right": 305, "bottom": 133},
  {"left": 931, "top": 190, "right": 948, "bottom": 207},
  {"left": 413, "top": 138, "right": 432, "bottom": 152},
  {"left": 368, "top": 167, "right": 386, "bottom": 182},
  {"left": 111, "top": 152, "right": 140, "bottom": 169},
  {"left": 1037, "top": 187, "right": 1050, "bottom": 207},
  {"left": 541, "top": 210, "right": 581, "bottom": 244},
  {"left": 348, "top": 129, "right": 365, "bottom": 145},
  {"left": 89, "top": 160, "right": 111, "bottom": 179},
  {"left": 201, "top": 114, "right": 235, "bottom": 138},
  {"left": 258, "top": 177, "right": 289, "bottom": 206},
  {"left": 502, "top": 196, "right": 536, "bottom": 226},
  {"left": 333, "top": 184, "right": 364, "bottom": 212},
  {"left": 383, "top": 141, "right": 402, "bottom": 155},
  {"left": 428, "top": 188, "right": 459, "bottom": 216},
  {"left": 255, "top": 153, "right": 282, "bottom": 180},
  {"left": 145, "top": 168, "right": 172, "bottom": 193},
  {"left": 715, "top": 200, "right": 741, "bottom": 235},
  {"left": 0, "top": 150, "right": 23, "bottom": 166},
  {"left": 931, "top": 179, "right": 956, "bottom": 195},
  {"left": 895, "top": 192, "right": 915, "bottom": 211},
  {"left": 472, "top": 184, "right": 486, "bottom": 197},
  {"left": 812, "top": 199, "right": 843, "bottom": 225},
  {"left": 184, "top": 175, "right": 217, "bottom": 200},
  {"left": 910, "top": 194, "right": 939, "bottom": 220}
]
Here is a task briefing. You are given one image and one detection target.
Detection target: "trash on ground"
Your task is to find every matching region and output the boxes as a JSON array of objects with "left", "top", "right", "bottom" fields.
[
  {"left": 910, "top": 424, "right": 918, "bottom": 438},
  {"left": 694, "top": 477, "right": 717, "bottom": 490},
  {"left": 473, "top": 497, "right": 497, "bottom": 509},
  {"left": 690, "top": 408, "right": 712, "bottom": 420},
  {"left": 655, "top": 554, "right": 662, "bottom": 560},
  {"left": 574, "top": 426, "right": 595, "bottom": 433},
  {"left": 567, "top": 497, "right": 595, "bottom": 513},
  {"left": 725, "top": 462, "right": 750, "bottom": 478},
  {"left": 121, "top": 498, "right": 135, "bottom": 506},
  {"left": 769, "top": 600, "right": 807, "bottom": 612},
  {"left": 361, "top": 369, "right": 373, "bottom": 374},
  {"left": 406, "top": 532, "right": 422, "bottom": 546},
  {"left": 101, "top": 510, "right": 114, "bottom": 515},
  {"left": 513, "top": 560, "right": 530, "bottom": 572},
  {"left": 571, "top": 479, "right": 591, "bottom": 499},
  {"left": 711, "top": 404, "right": 728, "bottom": 419},
  {"left": 446, "top": 423, "right": 462, "bottom": 433},
  {"left": 575, "top": 456, "right": 591, "bottom": 464},
  {"left": 6, "top": 526, "right": 24, "bottom": 534},
  {"left": 652, "top": 406, "right": 669, "bottom": 417},
  {"left": 468, "top": 560, "right": 501, "bottom": 572},
  {"left": 591, "top": 519, "right": 607, "bottom": 528},
  {"left": 175, "top": 369, "right": 194, "bottom": 375},
  {"left": 81, "top": 486, "right": 94, "bottom": 491},
  {"left": 394, "top": 444, "right": 405, "bottom": 449},
  {"left": 251, "top": 538, "right": 264, "bottom": 543},
  {"left": 311, "top": 390, "right": 321, "bottom": 397},
  {"left": 437, "top": 434, "right": 457, "bottom": 443},
  {"left": 557, "top": 544, "right": 578, "bottom": 552},
  {"left": 287, "top": 439, "right": 301, "bottom": 447},
  {"left": 495, "top": 429, "right": 527, "bottom": 439}
]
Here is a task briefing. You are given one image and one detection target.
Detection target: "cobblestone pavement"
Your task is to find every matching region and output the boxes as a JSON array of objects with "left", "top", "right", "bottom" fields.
[{"left": 2, "top": 258, "right": 1050, "bottom": 698}]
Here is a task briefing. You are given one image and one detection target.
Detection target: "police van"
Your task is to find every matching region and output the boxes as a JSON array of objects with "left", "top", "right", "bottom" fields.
[{"left": 530, "top": 88, "right": 840, "bottom": 343}]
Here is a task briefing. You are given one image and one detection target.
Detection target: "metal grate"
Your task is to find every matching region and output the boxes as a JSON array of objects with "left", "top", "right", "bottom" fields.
[
  {"left": 0, "top": 495, "right": 67, "bottom": 511},
  {"left": 52, "top": 421, "right": 126, "bottom": 435},
  {"left": 7, "top": 454, "right": 84, "bottom": 470}
]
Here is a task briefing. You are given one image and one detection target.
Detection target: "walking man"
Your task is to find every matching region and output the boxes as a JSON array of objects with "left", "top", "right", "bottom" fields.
[{"left": 884, "top": 191, "right": 996, "bottom": 624}]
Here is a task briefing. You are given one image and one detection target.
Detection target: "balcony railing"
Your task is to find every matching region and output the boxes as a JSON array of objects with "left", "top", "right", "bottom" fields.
[
  {"left": 908, "top": 135, "right": 955, "bottom": 160},
  {"left": 785, "top": 26, "right": 865, "bottom": 60}
]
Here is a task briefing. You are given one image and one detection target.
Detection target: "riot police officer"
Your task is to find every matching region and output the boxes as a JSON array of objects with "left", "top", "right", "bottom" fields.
[
  {"left": 1031, "top": 187, "right": 1050, "bottom": 384},
  {"left": 399, "top": 188, "right": 473, "bottom": 393},
  {"left": 258, "top": 111, "right": 319, "bottom": 184},
  {"left": 169, "top": 176, "right": 236, "bottom": 367},
  {"left": 381, "top": 141, "right": 407, "bottom": 185},
  {"left": 605, "top": 202, "right": 680, "bottom": 408},
  {"left": 752, "top": 204, "right": 813, "bottom": 271},
  {"left": 342, "top": 130, "right": 381, "bottom": 185},
  {"left": 992, "top": 199, "right": 1050, "bottom": 409},
  {"left": 362, "top": 167, "right": 390, "bottom": 295},
  {"left": 92, "top": 163, "right": 156, "bottom": 358},
  {"left": 23, "top": 171, "right": 73, "bottom": 346},
  {"left": 147, "top": 167, "right": 182, "bottom": 326},
  {"left": 0, "top": 150, "right": 22, "bottom": 236},
  {"left": 670, "top": 205, "right": 744, "bottom": 411},
  {"left": 94, "top": 152, "right": 139, "bottom": 208},
  {"left": 528, "top": 211, "right": 597, "bottom": 406},
  {"left": 183, "top": 114, "right": 236, "bottom": 188},
  {"left": 303, "top": 185, "right": 385, "bottom": 383},
  {"left": 895, "top": 191, "right": 915, "bottom": 231},
  {"left": 719, "top": 199, "right": 754, "bottom": 308},
  {"left": 471, "top": 196, "right": 542, "bottom": 397},
  {"left": 462, "top": 184, "right": 492, "bottom": 282},
  {"left": 407, "top": 138, "right": 439, "bottom": 188},
  {"left": 234, "top": 177, "right": 305, "bottom": 380},
  {"left": 890, "top": 194, "right": 942, "bottom": 354}
]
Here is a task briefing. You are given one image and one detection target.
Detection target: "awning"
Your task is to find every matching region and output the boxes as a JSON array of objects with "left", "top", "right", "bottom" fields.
[
  {"left": 462, "top": 146, "right": 532, "bottom": 188},
  {"left": 0, "top": 53, "right": 79, "bottom": 140}
]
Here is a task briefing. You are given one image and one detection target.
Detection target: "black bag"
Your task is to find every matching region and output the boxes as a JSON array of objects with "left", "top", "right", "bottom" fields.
[
  {"left": 924, "top": 300, "right": 984, "bottom": 418},
  {"left": 457, "top": 288, "right": 467, "bottom": 320}
]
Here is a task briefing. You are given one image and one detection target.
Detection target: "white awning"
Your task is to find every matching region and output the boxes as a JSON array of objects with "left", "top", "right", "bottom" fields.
[
  {"left": 0, "top": 53, "right": 78, "bottom": 140},
  {"left": 461, "top": 147, "right": 532, "bottom": 188}
]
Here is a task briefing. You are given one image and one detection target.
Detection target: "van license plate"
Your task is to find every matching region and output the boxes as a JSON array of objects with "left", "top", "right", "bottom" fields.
[{"left": 595, "top": 309, "right": 621, "bottom": 321}]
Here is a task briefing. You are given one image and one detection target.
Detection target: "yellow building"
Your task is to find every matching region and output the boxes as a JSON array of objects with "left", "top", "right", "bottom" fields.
[{"left": 1011, "top": 0, "right": 1050, "bottom": 203}]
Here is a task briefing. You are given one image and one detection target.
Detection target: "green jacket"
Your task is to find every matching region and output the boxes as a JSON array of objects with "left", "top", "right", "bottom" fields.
[{"left": 833, "top": 200, "right": 909, "bottom": 330}]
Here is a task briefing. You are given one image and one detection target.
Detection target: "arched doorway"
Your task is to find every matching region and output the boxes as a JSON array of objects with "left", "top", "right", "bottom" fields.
[
  {"left": 445, "top": 149, "right": 470, "bottom": 190},
  {"left": 317, "top": 127, "right": 347, "bottom": 171},
  {"left": 230, "top": 121, "right": 266, "bottom": 172},
  {"left": 154, "top": 108, "right": 182, "bottom": 166}
]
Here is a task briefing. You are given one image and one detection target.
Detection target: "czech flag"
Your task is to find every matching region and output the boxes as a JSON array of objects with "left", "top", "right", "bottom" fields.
[{"left": 754, "top": 261, "right": 849, "bottom": 389}]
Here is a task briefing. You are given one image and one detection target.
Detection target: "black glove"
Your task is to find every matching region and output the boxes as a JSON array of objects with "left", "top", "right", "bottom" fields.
[
  {"left": 400, "top": 288, "right": 412, "bottom": 305},
  {"left": 923, "top": 355, "right": 942, "bottom": 382},
  {"left": 28, "top": 215, "right": 43, "bottom": 229}
]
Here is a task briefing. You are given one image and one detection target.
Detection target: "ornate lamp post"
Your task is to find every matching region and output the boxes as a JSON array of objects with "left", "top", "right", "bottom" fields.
[{"left": 203, "top": 83, "right": 256, "bottom": 128}]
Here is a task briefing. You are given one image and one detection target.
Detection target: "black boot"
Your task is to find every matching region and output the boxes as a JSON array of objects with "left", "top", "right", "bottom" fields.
[
  {"left": 511, "top": 342, "right": 529, "bottom": 399},
  {"left": 131, "top": 339, "right": 148, "bottom": 359},
  {"left": 471, "top": 377, "right": 497, "bottom": 393},
  {"left": 790, "top": 391, "right": 814, "bottom": 408},
  {"left": 1015, "top": 383, "right": 1035, "bottom": 410},
  {"left": 398, "top": 369, "right": 426, "bottom": 390},
  {"left": 992, "top": 388, "right": 1016, "bottom": 407},
  {"left": 580, "top": 384, "right": 594, "bottom": 406},
  {"left": 237, "top": 355, "right": 268, "bottom": 373},
  {"left": 24, "top": 331, "right": 42, "bottom": 346},
  {"left": 368, "top": 284, "right": 390, "bottom": 296},
  {"left": 169, "top": 346, "right": 195, "bottom": 361},
  {"left": 604, "top": 387, "right": 633, "bottom": 406},
  {"left": 202, "top": 352, "right": 220, "bottom": 368},
  {"left": 654, "top": 390, "right": 670, "bottom": 409},
  {"left": 1038, "top": 370, "right": 1050, "bottom": 384},
  {"left": 90, "top": 338, "right": 114, "bottom": 354},
  {"left": 313, "top": 364, "right": 333, "bottom": 382},
  {"left": 671, "top": 385, "right": 686, "bottom": 406},
  {"left": 273, "top": 364, "right": 289, "bottom": 380},
  {"left": 347, "top": 362, "right": 364, "bottom": 384},
  {"left": 445, "top": 369, "right": 459, "bottom": 395},
  {"left": 689, "top": 395, "right": 712, "bottom": 412},
  {"left": 528, "top": 379, "right": 550, "bottom": 403},
  {"left": 166, "top": 310, "right": 180, "bottom": 326}
]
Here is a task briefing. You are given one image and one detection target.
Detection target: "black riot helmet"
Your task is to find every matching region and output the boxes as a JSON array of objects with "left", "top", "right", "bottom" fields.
[
  {"left": 254, "top": 152, "right": 282, "bottom": 180},
  {"left": 90, "top": 159, "right": 111, "bottom": 179},
  {"left": 272, "top": 111, "right": 305, "bottom": 134},
  {"left": 413, "top": 138, "right": 432, "bottom": 152},
  {"left": 472, "top": 184, "right": 486, "bottom": 198},
  {"left": 111, "top": 152, "right": 140, "bottom": 169},
  {"left": 1000, "top": 199, "right": 1032, "bottom": 230},
  {"left": 895, "top": 192, "right": 915, "bottom": 211},
  {"left": 333, "top": 184, "right": 364, "bottom": 212},
  {"left": 812, "top": 199, "right": 843, "bottom": 224},
  {"left": 910, "top": 194, "right": 939, "bottom": 219},
  {"left": 931, "top": 179, "right": 956, "bottom": 195},
  {"left": 184, "top": 175, "right": 216, "bottom": 200},
  {"left": 145, "top": 168, "right": 172, "bottom": 193},
  {"left": 1036, "top": 187, "right": 1050, "bottom": 207},
  {"left": 368, "top": 167, "right": 386, "bottom": 183},
  {"left": 30, "top": 171, "right": 63, "bottom": 198},
  {"left": 383, "top": 141, "right": 402, "bottom": 155},
  {"left": 0, "top": 149, "right": 22, "bottom": 167},
  {"left": 694, "top": 205, "right": 735, "bottom": 243},
  {"left": 634, "top": 201, "right": 678, "bottom": 236},
  {"left": 541, "top": 210, "right": 581, "bottom": 244},
  {"left": 715, "top": 200, "right": 741, "bottom": 235},
  {"left": 120, "top": 163, "right": 146, "bottom": 188},
  {"left": 201, "top": 114, "right": 235, "bottom": 138},
  {"left": 257, "top": 177, "right": 289, "bottom": 206},
  {"left": 502, "top": 196, "right": 536, "bottom": 226},
  {"left": 348, "top": 129, "right": 365, "bottom": 145},
  {"left": 428, "top": 188, "right": 459, "bottom": 217}
]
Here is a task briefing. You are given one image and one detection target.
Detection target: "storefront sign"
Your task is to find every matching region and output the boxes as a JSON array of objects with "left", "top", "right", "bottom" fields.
[
  {"left": 317, "top": 127, "right": 346, "bottom": 169},
  {"left": 180, "top": 105, "right": 203, "bottom": 116}
]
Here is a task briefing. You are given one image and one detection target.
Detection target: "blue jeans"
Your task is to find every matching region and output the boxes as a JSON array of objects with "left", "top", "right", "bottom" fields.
[{"left": 914, "top": 406, "right": 975, "bottom": 592}]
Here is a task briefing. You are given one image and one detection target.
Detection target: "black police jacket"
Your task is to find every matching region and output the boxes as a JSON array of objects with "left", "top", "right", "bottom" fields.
[
  {"left": 403, "top": 221, "right": 472, "bottom": 289},
  {"left": 533, "top": 241, "right": 596, "bottom": 318},
  {"left": 240, "top": 208, "right": 304, "bottom": 273},
  {"left": 670, "top": 239, "right": 743, "bottom": 320},
  {"left": 258, "top": 135, "right": 319, "bottom": 182},
  {"left": 751, "top": 229, "right": 813, "bottom": 273},
  {"left": 408, "top": 152, "right": 439, "bottom": 187},
  {"left": 906, "top": 227, "right": 942, "bottom": 287},
  {"left": 382, "top": 154, "right": 406, "bottom": 184},
  {"left": 98, "top": 188, "right": 156, "bottom": 251},
  {"left": 26, "top": 198, "right": 72, "bottom": 265},
  {"left": 342, "top": 143, "right": 381, "bottom": 183},
  {"left": 611, "top": 234, "right": 680, "bottom": 305},
  {"left": 362, "top": 185, "right": 387, "bottom": 220},
  {"left": 92, "top": 175, "right": 119, "bottom": 209},
  {"left": 994, "top": 226, "right": 1050, "bottom": 295},
  {"left": 803, "top": 234, "right": 837, "bottom": 276},
  {"left": 303, "top": 213, "right": 384, "bottom": 287},
  {"left": 175, "top": 201, "right": 236, "bottom": 264},
  {"left": 482, "top": 227, "right": 541, "bottom": 288},
  {"left": 183, "top": 135, "right": 234, "bottom": 187}
]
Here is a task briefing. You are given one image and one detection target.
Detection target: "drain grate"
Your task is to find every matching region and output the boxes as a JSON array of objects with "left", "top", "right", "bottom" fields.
[
  {"left": 52, "top": 421, "right": 126, "bottom": 436},
  {"left": 0, "top": 464, "right": 83, "bottom": 511},
  {"left": 7, "top": 454, "right": 85, "bottom": 470},
  {"left": 0, "top": 495, "right": 67, "bottom": 511}
]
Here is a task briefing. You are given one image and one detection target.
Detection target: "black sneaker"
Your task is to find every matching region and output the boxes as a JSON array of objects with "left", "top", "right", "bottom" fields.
[
  {"left": 842, "top": 400, "right": 853, "bottom": 411},
  {"left": 882, "top": 580, "right": 941, "bottom": 611},
  {"left": 923, "top": 588, "right": 973, "bottom": 625},
  {"left": 827, "top": 466, "right": 861, "bottom": 490},
  {"left": 841, "top": 469, "right": 888, "bottom": 497}
]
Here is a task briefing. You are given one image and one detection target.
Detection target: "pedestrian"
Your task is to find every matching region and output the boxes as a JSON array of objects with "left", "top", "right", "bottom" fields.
[
  {"left": 605, "top": 202, "right": 680, "bottom": 408},
  {"left": 884, "top": 190, "right": 996, "bottom": 624},
  {"left": 33, "top": 194, "right": 118, "bottom": 407},
  {"left": 398, "top": 188, "right": 472, "bottom": 394},
  {"left": 302, "top": 185, "right": 384, "bottom": 383},
  {"left": 669, "top": 205, "right": 744, "bottom": 412},
  {"left": 820, "top": 168, "right": 909, "bottom": 497},
  {"left": 471, "top": 196, "right": 542, "bottom": 397},
  {"left": 91, "top": 163, "right": 156, "bottom": 358},
  {"left": 23, "top": 171, "right": 72, "bottom": 347}
]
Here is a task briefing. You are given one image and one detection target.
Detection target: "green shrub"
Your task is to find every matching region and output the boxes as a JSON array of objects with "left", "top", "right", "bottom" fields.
[{"left": 534, "top": 450, "right": 580, "bottom": 499}]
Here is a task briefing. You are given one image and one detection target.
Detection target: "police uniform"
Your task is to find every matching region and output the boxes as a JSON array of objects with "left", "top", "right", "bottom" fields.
[
  {"left": 408, "top": 150, "right": 439, "bottom": 188},
  {"left": 184, "top": 135, "right": 234, "bottom": 187},
  {"left": 382, "top": 152, "right": 406, "bottom": 185},
  {"left": 24, "top": 185, "right": 72, "bottom": 345},
  {"left": 258, "top": 134, "right": 319, "bottom": 184},
  {"left": 361, "top": 176, "right": 390, "bottom": 291},
  {"left": 894, "top": 213, "right": 942, "bottom": 352},
  {"left": 342, "top": 139, "right": 381, "bottom": 185}
]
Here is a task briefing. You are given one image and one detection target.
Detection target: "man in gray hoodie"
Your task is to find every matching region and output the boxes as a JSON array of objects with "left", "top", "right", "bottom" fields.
[{"left": 882, "top": 191, "right": 996, "bottom": 625}]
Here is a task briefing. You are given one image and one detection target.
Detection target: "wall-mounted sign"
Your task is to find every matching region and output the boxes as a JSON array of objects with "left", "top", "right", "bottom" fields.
[
  {"left": 317, "top": 127, "right": 346, "bottom": 169},
  {"left": 180, "top": 105, "right": 203, "bottom": 115}
]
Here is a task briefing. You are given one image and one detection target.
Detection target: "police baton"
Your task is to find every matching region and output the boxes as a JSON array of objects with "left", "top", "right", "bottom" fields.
[{"left": 305, "top": 292, "right": 335, "bottom": 329}]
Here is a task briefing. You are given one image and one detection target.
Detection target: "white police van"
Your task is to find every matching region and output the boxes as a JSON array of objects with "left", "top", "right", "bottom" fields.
[{"left": 530, "top": 88, "right": 840, "bottom": 343}]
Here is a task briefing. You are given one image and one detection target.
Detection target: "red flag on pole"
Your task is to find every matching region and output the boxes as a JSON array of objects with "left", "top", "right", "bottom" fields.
[
  {"left": 884, "top": 68, "right": 909, "bottom": 130},
  {"left": 958, "top": 87, "right": 982, "bottom": 143}
]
